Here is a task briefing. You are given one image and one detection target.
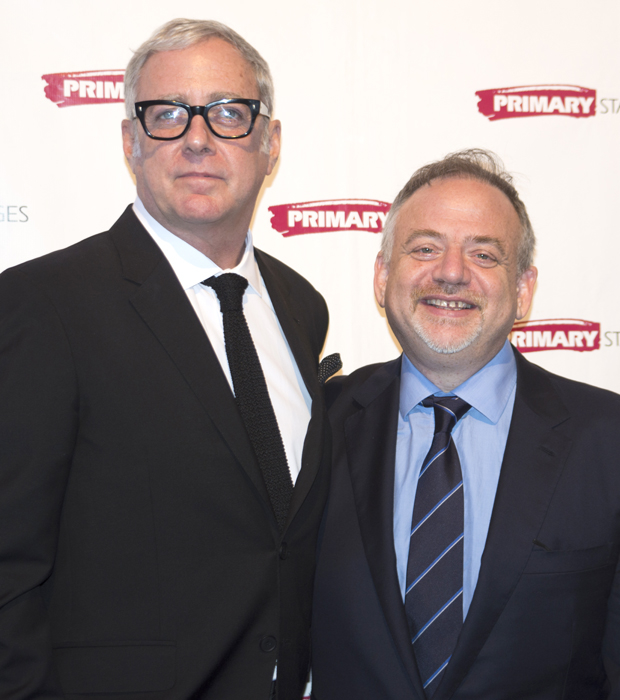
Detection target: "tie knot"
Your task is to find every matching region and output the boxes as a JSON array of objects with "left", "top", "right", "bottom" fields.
[
  {"left": 422, "top": 395, "right": 471, "bottom": 435},
  {"left": 202, "top": 273, "right": 248, "bottom": 312}
]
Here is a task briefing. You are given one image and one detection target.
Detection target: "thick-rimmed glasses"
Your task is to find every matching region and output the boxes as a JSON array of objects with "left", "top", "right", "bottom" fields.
[{"left": 134, "top": 98, "right": 270, "bottom": 141}]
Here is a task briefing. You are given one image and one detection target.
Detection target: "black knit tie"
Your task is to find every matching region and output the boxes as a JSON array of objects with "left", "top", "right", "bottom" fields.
[{"left": 203, "top": 273, "right": 293, "bottom": 532}]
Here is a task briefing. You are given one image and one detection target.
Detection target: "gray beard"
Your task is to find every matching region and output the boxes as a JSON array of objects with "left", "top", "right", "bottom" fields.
[
  {"left": 406, "top": 284, "right": 486, "bottom": 354},
  {"left": 411, "top": 308, "right": 484, "bottom": 355}
]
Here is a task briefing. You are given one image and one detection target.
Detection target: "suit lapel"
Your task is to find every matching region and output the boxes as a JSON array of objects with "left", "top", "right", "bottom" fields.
[
  {"left": 437, "top": 350, "right": 572, "bottom": 699},
  {"left": 254, "top": 250, "right": 319, "bottom": 398},
  {"left": 109, "top": 208, "right": 271, "bottom": 511},
  {"left": 255, "top": 250, "right": 326, "bottom": 530},
  {"left": 345, "top": 359, "right": 427, "bottom": 698}
]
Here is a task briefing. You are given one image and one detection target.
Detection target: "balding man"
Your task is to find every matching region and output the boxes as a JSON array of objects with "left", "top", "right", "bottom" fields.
[{"left": 312, "top": 150, "right": 620, "bottom": 699}]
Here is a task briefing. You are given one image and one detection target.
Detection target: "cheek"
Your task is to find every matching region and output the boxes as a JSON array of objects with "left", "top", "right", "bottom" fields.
[
  {"left": 487, "top": 281, "right": 520, "bottom": 322},
  {"left": 386, "top": 267, "right": 421, "bottom": 302},
  {"left": 477, "top": 270, "right": 512, "bottom": 301},
  {"left": 141, "top": 152, "right": 173, "bottom": 188},
  {"left": 385, "top": 278, "right": 415, "bottom": 319}
]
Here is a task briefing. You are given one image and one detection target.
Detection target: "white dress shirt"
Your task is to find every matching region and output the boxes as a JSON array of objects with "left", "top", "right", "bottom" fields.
[{"left": 133, "top": 198, "right": 311, "bottom": 485}]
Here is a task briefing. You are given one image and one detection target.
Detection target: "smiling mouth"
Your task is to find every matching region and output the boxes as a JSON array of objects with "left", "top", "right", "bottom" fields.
[{"left": 424, "top": 299, "right": 475, "bottom": 310}]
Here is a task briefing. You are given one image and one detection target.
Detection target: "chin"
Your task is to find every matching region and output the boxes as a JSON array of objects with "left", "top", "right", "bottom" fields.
[
  {"left": 413, "top": 319, "right": 482, "bottom": 356},
  {"left": 176, "top": 205, "right": 225, "bottom": 226},
  {"left": 423, "top": 336, "right": 478, "bottom": 355}
]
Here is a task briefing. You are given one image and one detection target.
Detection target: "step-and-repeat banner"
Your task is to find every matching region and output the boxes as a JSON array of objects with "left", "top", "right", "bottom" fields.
[{"left": 2, "top": 0, "right": 619, "bottom": 392}]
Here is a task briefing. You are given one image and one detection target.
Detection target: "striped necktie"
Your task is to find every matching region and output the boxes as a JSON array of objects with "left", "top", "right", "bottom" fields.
[{"left": 405, "top": 395, "right": 470, "bottom": 697}]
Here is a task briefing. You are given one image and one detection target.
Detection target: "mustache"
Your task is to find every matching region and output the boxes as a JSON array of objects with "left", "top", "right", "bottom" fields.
[{"left": 410, "top": 284, "right": 486, "bottom": 309}]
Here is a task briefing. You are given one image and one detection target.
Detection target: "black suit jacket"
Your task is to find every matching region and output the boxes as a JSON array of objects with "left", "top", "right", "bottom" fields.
[
  {"left": 0, "top": 207, "right": 330, "bottom": 700},
  {"left": 312, "top": 350, "right": 620, "bottom": 699}
]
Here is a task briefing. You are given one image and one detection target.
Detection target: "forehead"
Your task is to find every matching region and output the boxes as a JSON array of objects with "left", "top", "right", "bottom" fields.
[
  {"left": 396, "top": 177, "right": 521, "bottom": 248},
  {"left": 137, "top": 38, "right": 259, "bottom": 101}
]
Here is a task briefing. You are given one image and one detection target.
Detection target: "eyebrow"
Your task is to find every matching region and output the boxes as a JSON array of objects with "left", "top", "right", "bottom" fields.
[
  {"left": 157, "top": 91, "right": 247, "bottom": 104},
  {"left": 403, "top": 229, "right": 507, "bottom": 258},
  {"left": 403, "top": 229, "right": 441, "bottom": 247},
  {"left": 471, "top": 235, "right": 507, "bottom": 258}
]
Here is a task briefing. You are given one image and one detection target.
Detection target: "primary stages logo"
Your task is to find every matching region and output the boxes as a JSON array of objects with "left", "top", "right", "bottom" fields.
[
  {"left": 476, "top": 84, "right": 596, "bottom": 121},
  {"left": 510, "top": 319, "right": 600, "bottom": 353},
  {"left": 0, "top": 205, "right": 29, "bottom": 223},
  {"left": 268, "top": 199, "right": 390, "bottom": 237},
  {"left": 42, "top": 70, "right": 125, "bottom": 107}
]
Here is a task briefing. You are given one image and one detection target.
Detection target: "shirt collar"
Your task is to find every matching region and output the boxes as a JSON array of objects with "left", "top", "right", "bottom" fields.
[
  {"left": 132, "top": 197, "right": 263, "bottom": 296},
  {"left": 400, "top": 339, "right": 517, "bottom": 424}
]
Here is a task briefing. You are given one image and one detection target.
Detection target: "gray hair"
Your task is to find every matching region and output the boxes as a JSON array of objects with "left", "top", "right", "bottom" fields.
[
  {"left": 380, "top": 148, "right": 536, "bottom": 275},
  {"left": 124, "top": 18, "right": 275, "bottom": 151}
]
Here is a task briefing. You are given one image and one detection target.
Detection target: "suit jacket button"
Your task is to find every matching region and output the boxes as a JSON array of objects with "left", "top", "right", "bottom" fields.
[
  {"left": 279, "top": 543, "right": 289, "bottom": 559},
  {"left": 260, "top": 636, "right": 277, "bottom": 653}
]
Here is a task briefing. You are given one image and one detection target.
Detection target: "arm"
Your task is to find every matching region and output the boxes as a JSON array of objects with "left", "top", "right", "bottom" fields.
[
  {"left": 0, "top": 267, "right": 78, "bottom": 698},
  {"left": 604, "top": 552, "right": 620, "bottom": 699}
]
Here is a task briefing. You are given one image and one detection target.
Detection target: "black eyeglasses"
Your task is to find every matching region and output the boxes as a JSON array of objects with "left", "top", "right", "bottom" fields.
[{"left": 134, "top": 98, "right": 270, "bottom": 141}]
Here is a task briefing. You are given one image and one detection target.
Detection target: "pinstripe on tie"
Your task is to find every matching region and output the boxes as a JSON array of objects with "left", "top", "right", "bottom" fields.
[{"left": 405, "top": 395, "right": 470, "bottom": 697}]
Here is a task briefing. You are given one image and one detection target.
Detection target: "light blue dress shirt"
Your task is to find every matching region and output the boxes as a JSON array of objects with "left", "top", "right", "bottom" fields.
[{"left": 394, "top": 340, "right": 517, "bottom": 619}]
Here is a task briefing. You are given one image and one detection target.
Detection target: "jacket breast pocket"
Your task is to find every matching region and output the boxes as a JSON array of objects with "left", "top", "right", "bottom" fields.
[
  {"left": 54, "top": 642, "right": 176, "bottom": 694},
  {"left": 523, "top": 542, "right": 612, "bottom": 574}
]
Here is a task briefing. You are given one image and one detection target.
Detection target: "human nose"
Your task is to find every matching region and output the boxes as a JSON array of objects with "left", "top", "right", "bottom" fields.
[
  {"left": 433, "top": 245, "right": 470, "bottom": 285},
  {"left": 183, "top": 112, "right": 215, "bottom": 153}
]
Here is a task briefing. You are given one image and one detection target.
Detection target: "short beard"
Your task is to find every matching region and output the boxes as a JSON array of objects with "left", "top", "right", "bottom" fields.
[{"left": 409, "top": 284, "right": 486, "bottom": 355}]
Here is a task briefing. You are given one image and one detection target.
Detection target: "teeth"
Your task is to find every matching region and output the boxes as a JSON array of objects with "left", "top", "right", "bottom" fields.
[{"left": 426, "top": 299, "right": 473, "bottom": 310}]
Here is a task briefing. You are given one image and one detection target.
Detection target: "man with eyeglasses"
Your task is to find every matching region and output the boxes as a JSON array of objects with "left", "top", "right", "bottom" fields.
[{"left": 0, "top": 18, "right": 330, "bottom": 700}]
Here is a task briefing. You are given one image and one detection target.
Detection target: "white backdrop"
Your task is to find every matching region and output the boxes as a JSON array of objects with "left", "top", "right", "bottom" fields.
[{"left": 2, "top": 0, "right": 620, "bottom": 392}]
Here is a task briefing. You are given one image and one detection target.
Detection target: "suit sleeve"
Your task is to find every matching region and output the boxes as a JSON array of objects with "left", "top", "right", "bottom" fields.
[
  {"left": 0, "top": 268, "right": 77, "bottom": 698},
  {"left": 604, "top": 552, "right": 620, "bottom": 698},
  {"left": 287, "top": 263, "right": 329, "bottom": 361},
  {"left": 312, "top": 291, "right": 329, "bottom": 359}
]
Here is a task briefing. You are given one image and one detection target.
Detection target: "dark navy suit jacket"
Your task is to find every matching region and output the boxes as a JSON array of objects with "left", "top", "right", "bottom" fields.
[{"left": 313, "top": 350, "right": 620, "bottom": 699}]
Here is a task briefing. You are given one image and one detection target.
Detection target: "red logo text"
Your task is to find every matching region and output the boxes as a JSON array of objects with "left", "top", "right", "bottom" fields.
[
  {"left": 42, "top": 70, "right": 125, "bottom": 108},
  {"left": 476, "top": 85, "right": 596, "bottom": 121},
  {"left": 511, "top": 319, "right": 600, "bottom": 353},
  {"left": 269, "top": 199, "right": 390, "bottom": 237}
]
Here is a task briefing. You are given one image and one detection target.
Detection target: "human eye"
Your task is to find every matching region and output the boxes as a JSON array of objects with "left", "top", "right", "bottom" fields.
[
  {"left": 209, "top": 103, "right": 250, "bottom": 128},
  {"left": 472, "top": 250, "right": 499, "bottom": 267},
  {"left": 147, "top": 104, "right": 186, "bottom": 128},
  {"left": 221, "top": 106, "right": 244, "bottom": 122},
  {"left": 410, "top": 243, "right": 439, "bottom": 259},
  {"left": 159, "top": 108, "right": 181, "bottom": 122}
]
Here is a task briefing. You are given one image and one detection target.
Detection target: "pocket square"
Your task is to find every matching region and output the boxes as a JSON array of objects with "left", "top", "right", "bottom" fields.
[{"left": 318, "top": 353, "right": 342, "bottom": 385}]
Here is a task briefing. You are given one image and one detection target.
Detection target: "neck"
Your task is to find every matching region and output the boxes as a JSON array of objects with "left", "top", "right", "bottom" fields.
[
  {"left": 404, "top": 343, "right": 504, "bottom": 392},
  {"left": 166, "top": 225, "right": 247, "bottom": 269},
  {"left": 412, "top": 367, "right": 473, "bottom": 393},
  {"left": 137, "top": 196, "right": 250, "bottom": 269}
]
